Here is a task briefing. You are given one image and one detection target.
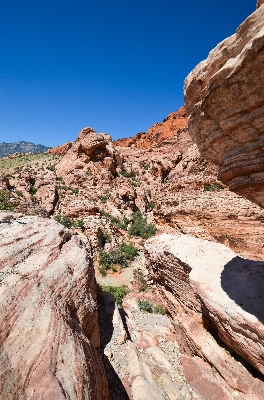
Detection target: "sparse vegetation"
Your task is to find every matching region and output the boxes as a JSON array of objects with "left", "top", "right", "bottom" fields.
[
  {"left": 101, "top": 196, "right": 108, "bottom": 204},
  {"left": 98, "top": 242, "right": 139, "bottom": 276},
  {"left": 204, "top": 182, "right": 223, "bottom": 191},
  {"left": 100, "top": 210, "right": 129, "bottom": 230},
  {"left": 100, "top": 285, "right": 130, "bottom": 307},
  {"left": 0, "top": 190, "right": 19, "bottom": 211},
  {"left": 147, "top": 201, "right": 155, "bottom": 210},
  {"left": 128, "top": 211, "right": 156, "bottom": 239},
  {"left": 120, "top": 170, "right": 136, "bottom": 179},
  {"left": 54, "top": 214, "right": 85, "bottom": 230},
  {"left": 137, "top": 299, "right": 165, "bottom": 314}
]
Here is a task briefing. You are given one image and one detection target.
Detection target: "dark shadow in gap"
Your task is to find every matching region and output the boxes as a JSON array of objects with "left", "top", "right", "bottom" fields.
[{"left": 97, "top": 291, "right": 130, "bottom": 400}]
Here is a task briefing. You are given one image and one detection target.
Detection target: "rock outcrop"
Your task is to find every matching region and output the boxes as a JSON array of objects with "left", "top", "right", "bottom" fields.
[
  {"left": 48, "top": 142, "right": 73, "bottom": 155},
  {"left": 0, "top": 212, "right": 109, "bottom": 400},
  {"left": 56, "top": 127, "right": 122, "bottom": 187},
  {"left": 184, "top": 5, "right": 264, "bottom": 208},
  {"left": 115, "top": 106, "right": 187, "bottom": 149},
  {"left": 144, "top": 233, "right": 264, "bottom": 398}
]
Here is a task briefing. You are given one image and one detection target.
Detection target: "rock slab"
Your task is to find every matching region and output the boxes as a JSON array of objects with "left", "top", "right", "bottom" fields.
[{"left": 0, "top": 212, "right": 109, "bottom": 400}]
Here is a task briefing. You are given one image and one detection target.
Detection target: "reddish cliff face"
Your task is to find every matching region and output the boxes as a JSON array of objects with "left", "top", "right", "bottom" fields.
[
  {"left": 115, "top": 106, "right": 187, "bottom": 149},
  {"left": 48, "top": 142, "right": 73, "bottom": 155},
  {"left": 184, "top": 5, "right": 264, "bottom": 208}
]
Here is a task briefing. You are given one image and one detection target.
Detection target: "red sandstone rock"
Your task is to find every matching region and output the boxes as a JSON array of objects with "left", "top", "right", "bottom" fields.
[
  {"left": 48, "top": 142, "right": 73, "bottom": 155},
  {"left": 184, "top": 5, "right": 264, "bottom": 208},
  {"left": 0, "top": 212, "right": 109, "bottom": 400},
  {"left": 115, "top": 106, "right": 187, "bottom": 149}
]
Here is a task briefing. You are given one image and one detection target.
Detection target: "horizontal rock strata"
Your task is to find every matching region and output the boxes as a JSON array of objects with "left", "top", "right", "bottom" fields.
[
  {"left": 144, "top": 233, "right": 264, "bottom": 398},
  {"left": 184, "top": 5, "right": 264, "bottom": 208},
  {"left": 0, "top": 212, "right": 109, "bottom": 400}
]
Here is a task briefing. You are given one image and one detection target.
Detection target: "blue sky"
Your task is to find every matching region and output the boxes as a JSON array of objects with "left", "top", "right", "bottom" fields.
[{"left": 0, "top": 0, "right": 255, "bottom": 147}]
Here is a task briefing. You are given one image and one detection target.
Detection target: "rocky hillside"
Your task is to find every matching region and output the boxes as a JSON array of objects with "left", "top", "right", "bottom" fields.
[{"left": 0, "top": 141, "right": 50, "bottom": 157}]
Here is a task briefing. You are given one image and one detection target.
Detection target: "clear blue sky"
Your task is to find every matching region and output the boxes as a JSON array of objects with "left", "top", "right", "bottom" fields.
[{"left": 0, "top": 0, "right": 255, "bottom": 147}]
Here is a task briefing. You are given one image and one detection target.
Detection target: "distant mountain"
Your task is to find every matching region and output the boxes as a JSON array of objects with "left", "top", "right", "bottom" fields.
[{"left": 0, "top": 141, "right": 51, "bottom": 157}]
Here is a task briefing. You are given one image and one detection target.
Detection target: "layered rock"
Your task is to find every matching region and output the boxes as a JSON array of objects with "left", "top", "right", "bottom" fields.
[
  {"left": 115, "top": 106, "right": 187, "bottom": 149},
  {"left": 144, "top": 233, "right": 264, "bottom": 398},
  {"left": 184, "top": 5, "right": 264, "bottom": 207},
  {"left": 0, "top": 212, "right": 109, "bottom": 400}
]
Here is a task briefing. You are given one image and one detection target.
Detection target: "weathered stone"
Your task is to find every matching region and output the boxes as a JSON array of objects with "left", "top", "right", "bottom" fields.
[
  {"left": 184, "top": 5, "right": 264, "bottom": 208},
  {"left": 144, "top": 234, "right": 264, "bottom": 397},
  {"left": 0, "top": 212, "right": 109, "bottom": 400}
]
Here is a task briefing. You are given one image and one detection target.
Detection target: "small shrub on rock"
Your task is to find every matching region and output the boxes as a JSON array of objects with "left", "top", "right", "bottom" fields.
[
  {"left": 100, "top": 285, "right": 130, "bottom": 307},
  {"left": 54, "top": 214, "right": 73, "bottom": 228},
  {"left": 137, "top": 299, "right": 153, "bottom": 313},
  {"left": 128, "top": 211, "right": 156, "bottom": 239}
]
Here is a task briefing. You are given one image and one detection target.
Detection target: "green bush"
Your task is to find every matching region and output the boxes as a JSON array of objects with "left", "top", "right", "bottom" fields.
[
  {"left": 102, "top": 231, "right": 112, "bottom": 244},
  {"left": 120, "top": 170, "right": 136, "bottom": 179},
  {"left": 98, "top": 242, "right": 139, "bottom": 276},
  {"left": 128, "top": 211, "right": 156, "bottom": 239},
  {"left": 15, "top": 190, "right": 23, "bottom": 197},
  {"left": 101, "top": 196, "right": 108, "bottom": 204},
  {"left": 71, "top": 188, "right": 79, "bottom": 194},
  {"left": 46, "top": 165, "right": 55, "bottom": 171},
  {"left": 153, "top": 304, "right": 165, "bottom": 315},
  {"left": 0, "top": 190, "right": 18, "bottom": 211},
  {"left": 120, "top": 242, "right": 139, "bottom": 260},
  {"left": 54, "top": 214, "right": 73, "bottom": 228},
  {"left": 204, "top": 182, "right": 222, "bottom": 192},
  {"left": 100, "top": 285, "right": 130, "bottom": 307},
  {"left": 147, "top": 201, "right": 154, "bottom": 210},
  {"left": 75, "top": 218, "right": 85, "bottom": 228},
  {"left": 100, "top": 210, "right": 129, "bottom": 230},
  {"left": 137, "top": 299, "right": 153, "bottom": 313}
]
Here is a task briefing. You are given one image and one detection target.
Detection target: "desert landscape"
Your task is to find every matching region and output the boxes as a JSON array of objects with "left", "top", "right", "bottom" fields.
[{"left": 0, "top": 1, "right": 263, "bottom": 399}]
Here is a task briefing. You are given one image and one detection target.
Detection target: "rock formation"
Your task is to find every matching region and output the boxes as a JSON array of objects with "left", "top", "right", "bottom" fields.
[
  {"left": 56, "top": 127, "right": 122, "bottom": 187},
  {"left": 115, "top": 106, "right": 187, "bottom": 149},
  {"left": 48, "top": 142, "right": 73, "bottom": 155},
  {"left": 184, "top": 5, "right": 264, "bottom": 208},
  {"left": 144, "top": 233, "right": 264, "bottom": 398},
  {"left": 0, "top": 212, "right": 109, "bottom": 400}
]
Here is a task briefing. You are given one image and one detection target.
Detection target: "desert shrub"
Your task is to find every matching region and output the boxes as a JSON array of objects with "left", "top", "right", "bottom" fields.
[
  {"left": 120, "top": 170, "right": 136, "bottom": 179},
  {"left": 98, "top": 242, "right": 139, "bottom": 276},
  {"left": 0, "top": 190, "right": 18, "bottom": 211},
  {"left": 147, "top": 201, "right": 154, "bottom": 210},
  {"left": 71, "top": 188, "right": 79, "bottom": 194},
  {"left": 204, "top": 182, "right": 222, "bottom": 192},
  {"left": 128, "top": 211, "right": 156, "bottom": 239},
  {"left": 137, "top": 299, "right": 153, "bottom": 313},
  {"left": 54, "top": 214, "right": 73, "bottom": 228},
  {"left": 100, "top": 210, "right": 129, "bottom": 230},
  {"left": 46, "top": 164, "right": 55, "bottom": 171},
  {"left": 15, "top": 190, "right": 23, "bottom": 197},
  {"left": 153, "top": 304, "right": 165, "bottom": 315},
  {"left": 29, "top": 177, "right": 37, "bottom": 195},
  {"left": 56, "top": 176, "right": 64, "bottom": 183},
  {"left": 101, "top": 196, "right": 108, "bottom": 204},
  {"left": 102, "top": 231, "right": 112, "bottom": 244},
  {"left": 75, "top": 218, "right": 85, "bottom": 228},
  {"left": 146, "top": 189, "right": 151, "bottom": 197},
  {"left": 100, "top": 285, "right": 130, "bottom": 307},
  {"left": 120, "top": 242, "right": 139, "bottom": 260}
]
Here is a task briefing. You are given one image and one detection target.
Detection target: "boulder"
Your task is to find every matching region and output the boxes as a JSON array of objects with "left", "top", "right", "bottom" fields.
[
  {"left": 144, "top": 233, "right": 264, "bottom": 398},
  {"left": 0, "top": 212, "right": 109, "bottom": 399},
  {"left": 184, "top": 5, "right": 264, "bottom": 208}
]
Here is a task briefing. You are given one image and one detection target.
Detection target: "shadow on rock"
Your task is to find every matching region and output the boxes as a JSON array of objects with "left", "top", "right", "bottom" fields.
[
  {"left": 221, "top": 256, "right": 264, "bottom": 323},
  {"left": 98, "top": 291, "right": 130, "bottom": 400}
]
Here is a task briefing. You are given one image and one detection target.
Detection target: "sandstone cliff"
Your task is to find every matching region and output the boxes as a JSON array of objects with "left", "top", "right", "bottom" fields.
[{"left": 184, "top": 5, "right": 264, "bottom": 208}]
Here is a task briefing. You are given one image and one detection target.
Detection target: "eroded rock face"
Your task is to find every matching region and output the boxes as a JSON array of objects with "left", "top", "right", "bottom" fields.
[
  {"left": 48, "top": 142, "right": 73, "bottom": 155},
  {"left": 144, "top": 234, "right": 264, "bottom": 398},
  {"left": 0, "top": 212, "right": 109, "bottom": 400},
  {"left": 184, "top": 5, "right": 264, "bottom": 208}
]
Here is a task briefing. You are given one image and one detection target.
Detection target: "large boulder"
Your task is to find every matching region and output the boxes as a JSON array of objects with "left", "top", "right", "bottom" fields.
[
  {"left": 0, "top": 212, "right": 109, "bottom": 399},
  {"left": 144, "top": 234, "right": 264, "bottom": 398},
  {"left": 184, "top": 5, "right": 264, "bottom": 208}
]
